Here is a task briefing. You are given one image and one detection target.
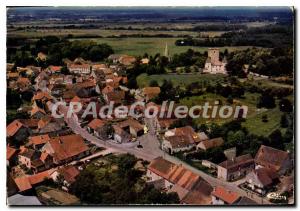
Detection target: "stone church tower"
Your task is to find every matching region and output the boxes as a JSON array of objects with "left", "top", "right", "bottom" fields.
[
  {"left": 203, "top": 48, "right": 227, "bottom": 74},
  {"left": 208, "top": 48, "right": 220, "bottom": 64}
]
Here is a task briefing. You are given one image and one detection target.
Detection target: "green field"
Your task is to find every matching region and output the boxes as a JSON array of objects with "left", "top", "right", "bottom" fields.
[
  {"left": 71, "top": 37, "right": 256, "bottom": 56},
  {"left": 179, "top": 91, "right": 288, "bottom": 136},
  {"left": 8, "top": 29, "right": 201, "bottom": 39},
  {"left": 137, "top": 73, "right": 226, "bottom": 87}
]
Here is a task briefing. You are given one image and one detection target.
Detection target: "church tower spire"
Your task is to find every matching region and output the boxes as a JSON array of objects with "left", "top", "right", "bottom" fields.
[{"left": 164, "top": 43, "right": 169, "bottom": 58}]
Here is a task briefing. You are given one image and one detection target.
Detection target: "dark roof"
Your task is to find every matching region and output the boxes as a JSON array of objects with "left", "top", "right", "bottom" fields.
[
  {"left": 31, "top": 159, "right": 44, "bottom": 168},
  {"left": 198, "top": 137, "right": 224, "bottom": 150},
  {"left": 255, "top": 145, "right": 290, "bottom": 172},
  {"left": 219, "top": 154, "right": 254, "bottom": 173},
  {"left": 252, "top": 167, "right": 278, "bottom": 186},
  {"left": 165, "top": 135, "right": 194, "bottom": 149},
  {"left": 181, "top": 178, "right": 213, "bottom": 205},
  {"left": 19, "top": 149, "right": 40, "bottom": 159}
]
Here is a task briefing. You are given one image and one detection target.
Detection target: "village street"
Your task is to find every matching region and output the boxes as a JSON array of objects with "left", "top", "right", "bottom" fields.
[{"left": 53, "top": 102, "right": 270, "bottom": 204}]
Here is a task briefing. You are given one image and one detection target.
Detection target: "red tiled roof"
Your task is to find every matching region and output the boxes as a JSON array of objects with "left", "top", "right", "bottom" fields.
[
  {"left": 28, "top": 170, "right": 51, "bottom": 185},
  {"left": 212, "top": 186, "right": 240, "bottom": 204},
  {"left": 106, "top": 90, "right": 125, "bottom": 104},
  {"left": 14, "top": 169, "right": 54, "bottom": 192},
  {"left": 31, "top": 106, "right": 46, "bottom": 116},
  {"left": 171, "top": 126, "right": 201, "bottom": 143},
  {"left": 47, "top": 134, "right": 89, "bottom": 162},
  {"left": 58, "top": 165, "right": 80, "bottom": 184},
  {"left": 148, "top": 157, "right": 176, "bottom": 180},
  {"left": 71, "top": 96, "right": 81, "bottom": 103},
  {"left": 68, "top": 63, "right": 90, "bottom": 69},
  {"left": 19, "top": 146, "right": 28, "bottom": 154},
  {"left": 38, "top": 116, "right": 52, "bottom": 129},
  {"left": 29, "top": 134, "right": 50, "bottom": 146},
  {"left": 17, "top": 77, "right": 30, "bottom": 85},
  {"left": 6, "top": 120, "right": 25, "bottom": 137},
  {"left": 165, "top": 135, "right": 194, "bottom": 149},
  {"left": 87, "top": 119, "right": 105, "bottom": 130},
  {"left": 148, "top": 157, "right": 200, "bottom": 190},
  {"left": 7, "top": 146, "right": 17, "bottom": 160},
  {"left": 255, "top": 145, "right": 290, "bottom": 172},
  {"left": 158, "top": 119, "right": 177, "bottom": 129},
  {"left": 102, "top": 85, "right": 114, "bottom": 94},
  {"left": 14, "top": 177, "right": 32, "bottom": 192},
  {"left": 40, "top": 152, "right": 50, "bottom": 162},
  {"left": 168, "top": 165, "right": 200, "bottom": 190},
  {"left": 92, "top": 64, "right": 107, "bottom": 70},
  {"left": 32, "top": 91, "right": 52, "bottom": 101},
  {"left": 48, "top": 65, "right": 62, "bottom": 72}
]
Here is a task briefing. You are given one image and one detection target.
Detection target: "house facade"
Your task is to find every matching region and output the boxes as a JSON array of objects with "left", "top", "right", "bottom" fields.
[{"left": 217, "top": 154, "right": 255, "bottom": 181}]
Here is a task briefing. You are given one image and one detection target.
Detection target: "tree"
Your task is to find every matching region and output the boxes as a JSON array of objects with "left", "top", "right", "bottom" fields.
[
  {"left": 268, "top": 129, "right": 284, "bottom": 150},
  {"left": 149, "top": 80, "right": 159, "bottom": 87},
  {"left": 127, "top": 77, "right": 138, "bottom": 89},
  {"left": 155, "top": 80, "right": 178, "bottom": 103},
  {"left": 283, "top": 128, "right": 293, "bottom": 143},
  {"left": 280, "top": 114, "right": 289, "bottom": 128},
  {"left": 227, "top": 95, "right": 233, "bottom": 104},
  {"left": 209, "top": 123, "right": 223, "bottom": 138},
  {"left": 7, "top": 88, "right": 22, "bottom": 109},
  {"left": 262, "top": 114, "right": 268, "bottom": 122},
  {"left": 279, "top": 98, "right": 293, "bottom": 112},
  {"left": 70, "top": 154, "right": 180, "bottom": 204},
  {"left": 61, "top": 66, "right": 70, "bottom": 75},
  {"left": 227, "top": 130, "right": 246, "bottom": 147},
  {"left": 257, "top": 93, "right": 276, "bottom": 109}
]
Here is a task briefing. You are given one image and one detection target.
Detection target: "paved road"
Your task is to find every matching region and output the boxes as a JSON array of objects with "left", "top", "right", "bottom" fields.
[{"left": 54, "top": 102, "right": 269, "bottom": 204}]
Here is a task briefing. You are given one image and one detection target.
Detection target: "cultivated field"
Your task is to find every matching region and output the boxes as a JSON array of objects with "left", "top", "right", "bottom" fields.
[{"left": 75, "top": 38, "right": 256, "bottom": 56}]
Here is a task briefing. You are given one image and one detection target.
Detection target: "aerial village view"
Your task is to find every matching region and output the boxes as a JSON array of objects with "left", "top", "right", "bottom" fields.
[{"left": 6, "top": 6, "right": 294, "bottom": 206}]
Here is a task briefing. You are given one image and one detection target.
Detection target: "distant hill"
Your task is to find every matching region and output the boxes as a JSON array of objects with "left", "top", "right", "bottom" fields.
[{"left": 7, "top": 6, "right": 294, "bottom": 23}]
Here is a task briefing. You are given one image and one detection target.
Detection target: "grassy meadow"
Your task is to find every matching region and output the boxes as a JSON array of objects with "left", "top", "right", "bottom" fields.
[
  {"left": 74, "top": 38, "right": 256, "bottom": 56},
  {"left": 136, "top": 73, "right": 292, "bottom": 136},
  {"left": 137, "top": 73, "right": 226, "bottom": 87}
]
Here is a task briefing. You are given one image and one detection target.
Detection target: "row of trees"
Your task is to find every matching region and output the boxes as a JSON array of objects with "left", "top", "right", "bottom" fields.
[
  {"left": 175, "top": 25, "right": 293, "bottom": 48},
  {"left": 7, "top": 36, "right": 114, "bottom": 67}
]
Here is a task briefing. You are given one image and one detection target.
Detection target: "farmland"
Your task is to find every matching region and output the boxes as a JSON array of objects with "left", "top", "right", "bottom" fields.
[
  {"left": 137, "top": 73, "right": 226, "bottom": 87},
  {"left": 75, "top": 37, "right": 256, "bottom": 56}
]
